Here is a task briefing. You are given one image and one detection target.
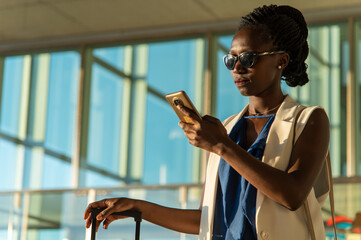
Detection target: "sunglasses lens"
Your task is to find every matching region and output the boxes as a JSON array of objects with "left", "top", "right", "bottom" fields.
[
  {"left": 239, "top": 52, "right": 256, "bottom": 68},
  {"left": 223, "top": 54, "right": 237, "bottom": 70},
  {"left": 223, "top": 53, "right": 258, "bottom": 70}
]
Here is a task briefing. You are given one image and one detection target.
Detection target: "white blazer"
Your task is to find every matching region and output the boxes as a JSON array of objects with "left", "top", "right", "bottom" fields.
[{"left": 199, "top": 96, "right": 327, "bottom": 240}]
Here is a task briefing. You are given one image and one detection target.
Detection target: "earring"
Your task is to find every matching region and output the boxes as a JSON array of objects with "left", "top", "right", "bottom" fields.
[{"left": 277, "top": 65, "right": 282, "bottom": 69}]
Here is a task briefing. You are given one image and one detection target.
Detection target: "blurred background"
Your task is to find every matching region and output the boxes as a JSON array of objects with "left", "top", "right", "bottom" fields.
[{"left": 0, "top": 0, "right": 360, "bottom": 239}]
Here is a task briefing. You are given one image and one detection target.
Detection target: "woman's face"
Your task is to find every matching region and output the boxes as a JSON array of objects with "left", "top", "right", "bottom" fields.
[{"left": 229, "top": 27, "right": 284, "bottom": 97}]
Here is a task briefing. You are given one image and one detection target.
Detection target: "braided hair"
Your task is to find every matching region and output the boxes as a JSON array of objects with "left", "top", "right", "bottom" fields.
[{"left": 238, "top": 5, "right": 309, "bottom": 87}]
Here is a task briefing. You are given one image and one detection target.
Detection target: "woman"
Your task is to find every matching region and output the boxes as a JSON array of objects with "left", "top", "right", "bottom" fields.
[{"left": 84, "top": 5, "right": 330, "bottom": 240}]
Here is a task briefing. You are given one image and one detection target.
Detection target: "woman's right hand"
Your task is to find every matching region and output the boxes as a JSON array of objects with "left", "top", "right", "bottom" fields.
[
  {"left": 84, "top": 197, "right": 201, "bottom": 234},
  {"left": 84, "top": 197, "right": 137, "bottom": 231}
]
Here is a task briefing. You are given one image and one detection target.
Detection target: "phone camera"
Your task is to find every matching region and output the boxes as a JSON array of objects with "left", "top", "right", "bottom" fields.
[{"left": 174, "top": 99, "right": 183, "bottom": 106}]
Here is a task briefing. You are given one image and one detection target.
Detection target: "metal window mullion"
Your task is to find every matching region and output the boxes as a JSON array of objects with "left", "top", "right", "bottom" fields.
[
  {"left": 119, "top": 46, "right": 133, "bottom": 179},
  {"left": 13, "top": 55, "right": 32, "bottom": 192},
  {"left": 93, "top": 55, "right": 131, "bottom": 79},
  {"left": 27, "top": 54, "right": 50, "bottom": 189},
  {"left": 20, "top": 192, "right": 30, "bottom": 240},
  {"left": 0, "top": 131, "right": 72, "bottom": 162},
  {"left": 209, "top": 34, "right": 219, "bottom": 116},
  {"left": 127, "top": 44, "right": 148, "bottom": 183},
  {"left": 330, "top": 26, "right": 343, "bottom": 177},
  {"left": 77, "top": 47, "right": 94, "bottom": 187},
  {"left": 29, "top": 54, "right": 50, "bottom": 142},
  {"left": 18, "top": 55, "right": 32, "bottom": 140},
  {"left": 192, "top": 38, "right": 205, "bottom": 183},
  {"left": 200, "top": 33, "right": 216, "bottom": 182},
  {"left": 71, "top": 46, "right": 86, "bottom": 189},
  {"left": 347, "top": 17, "right": 356, "bottom": 177}
]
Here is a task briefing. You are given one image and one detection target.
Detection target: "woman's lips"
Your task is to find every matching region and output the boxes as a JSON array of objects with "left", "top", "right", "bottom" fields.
[{"left": 234, "top": 79, "right": 250, "bottom": 87}]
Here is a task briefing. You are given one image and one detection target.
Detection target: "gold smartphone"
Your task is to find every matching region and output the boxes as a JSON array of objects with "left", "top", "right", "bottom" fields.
[{"left": 165, "top": 91, "right": 201, "bottom": 124}]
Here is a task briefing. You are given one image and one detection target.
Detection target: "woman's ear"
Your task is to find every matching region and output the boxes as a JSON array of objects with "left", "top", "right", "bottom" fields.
[{"left": 278, "top": 52, "right": 290, "bottom": 69}]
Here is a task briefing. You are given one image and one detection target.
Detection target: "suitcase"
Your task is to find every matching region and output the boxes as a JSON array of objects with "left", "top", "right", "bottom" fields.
[{"left": 90, "top": 208, "right": 142, "bottom": 240}]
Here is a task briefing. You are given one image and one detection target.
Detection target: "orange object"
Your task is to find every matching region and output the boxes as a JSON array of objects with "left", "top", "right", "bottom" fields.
[{"left": 326, "top": 215, "right": 353, "bottom": 226}]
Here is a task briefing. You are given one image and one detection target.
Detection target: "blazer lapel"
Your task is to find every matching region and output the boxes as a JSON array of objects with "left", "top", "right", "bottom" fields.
[
  {"left": 200, "top": 105, "right": 249, "bottom": 240},
  {"left": 262, "top": 95, "right": 301, "bottom": 170}
]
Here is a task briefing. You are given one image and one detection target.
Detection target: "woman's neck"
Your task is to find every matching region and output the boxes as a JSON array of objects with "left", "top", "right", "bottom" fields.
[{"left": 248, "top": 94, "right": 286, "bottom": 116}]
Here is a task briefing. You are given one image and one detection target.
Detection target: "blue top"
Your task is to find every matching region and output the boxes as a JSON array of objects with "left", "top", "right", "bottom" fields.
[{"left": 212, "top": 114, "right": 275, "bottom": 240}]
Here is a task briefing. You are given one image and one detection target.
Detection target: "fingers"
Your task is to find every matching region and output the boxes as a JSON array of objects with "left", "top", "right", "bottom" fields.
[
  {"left": 202, "top": 115, "right": 227, "bottom": 134},
  {"left": 84, "top": 210, "right": 104, "bottom": 232},
  {"left": 85, "top": 213, "right": 92, "bottom": 228},
  {"left": 202, "top": 115, "right": 221, "bottom": 124},
  {"left": 84, "top": 200, "right": 111, "bottom": 230},
  {"left": 84, "top": 197, "right": 137, "bottom": 234},
  {"left": 84, "top": 200, "right": 107, "bottom": 220},
  {"left": 177, "top": 105, "right": 201, "bottom": 123},
  {"left": 103, "top": 215, "right": 116, "bottom": 230},
  {"left": 103, "top": 215, "right": 127, "bottom": 229},
  {"left": 97, "top": 206, "right": 116, "bottom": 221},
  {"left": 95, "top": 218, "right": 102, "bottom": 232}
]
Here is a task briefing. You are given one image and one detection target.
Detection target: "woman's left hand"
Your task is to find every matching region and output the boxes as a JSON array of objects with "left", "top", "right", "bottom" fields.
[{"left": 177, "top": 105, "right": 229, "bottom": 154}]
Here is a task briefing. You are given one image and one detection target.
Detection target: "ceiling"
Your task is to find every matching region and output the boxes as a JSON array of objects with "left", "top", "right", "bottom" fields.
[{"left": 2, "top": 0, "right": 361, "bottom": 53}]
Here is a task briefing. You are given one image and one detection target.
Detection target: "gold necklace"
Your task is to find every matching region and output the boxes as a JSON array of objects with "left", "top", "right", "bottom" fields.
[{"left": 248, "top": 102, "right": 283, "bottom": 116}]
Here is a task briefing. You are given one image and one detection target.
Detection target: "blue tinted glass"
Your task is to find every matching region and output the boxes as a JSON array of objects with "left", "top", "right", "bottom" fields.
[
  {"left": 0, "top": 56, "right": 24, "bottom": 137},
  {"left": 87, "top": 64, "right": 123, "bottom": 175},
  {"left": 38, "top": 230, "right": 66, "bottom": 240},
  {"left": 93, "top": 46, "right": 125, "bottom": 71},
  {"left": 83, "top": 169, "right": 121, "bottom": 187},
  {"left": 147, "top": 40, "right": 197, "bottom": 97},
  {"left": 219, "top": 35, "right": 233, "bottom": 49},
  {"left": 216, "top": 45, "right": 248, "bottom": 121},
  {"left": 0, "top": 194, "right": 16, "bottom": 238},
  {"left": 21, "top": 148, "right": 71, "bottom": 190},
  {"left": 42, "top": 155, "right": 71, "bottom": 189},
  {"left": 143, "top": 93, "right": 193, "bottom": 184},
  {"left": 281, "top": 81, "right": 291, "bottom": 95},
  {"left": 0, "top": 231, "right": 7, "bottom": 239},
  {"left": 0, "top": 139, "right": 18, "bottom": 190},
  {"left": 305, "top": 24, "right": 348, "bottom": 177},
  {"left": 45, "top": 51, "right": 80, "bottom": 156},
  {"left": 22, "top": 147, "right": 41, "bottom": 189}
]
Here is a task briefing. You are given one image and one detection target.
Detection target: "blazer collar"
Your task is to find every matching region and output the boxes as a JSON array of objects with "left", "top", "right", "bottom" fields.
[
  {"left": 225, "top": 95, "right": 299, "bottom": 133},
  {"left": 274, "top": 95, "right": 300, "bottom": 122}
]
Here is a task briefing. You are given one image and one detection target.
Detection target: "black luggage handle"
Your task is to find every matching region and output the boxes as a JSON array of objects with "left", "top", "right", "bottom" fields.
[{"left": 90, "top": 208, "right": 142, "bottom": 240}]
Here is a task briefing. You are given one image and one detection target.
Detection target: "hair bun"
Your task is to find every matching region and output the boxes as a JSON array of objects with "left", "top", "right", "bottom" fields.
[{"left": 276, "top": 5, "right": 308, "bottom": 39}]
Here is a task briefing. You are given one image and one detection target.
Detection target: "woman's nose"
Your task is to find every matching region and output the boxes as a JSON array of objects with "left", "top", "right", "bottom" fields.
[{"left": 232, "top": 60, "right": 247, "bottom": 73}]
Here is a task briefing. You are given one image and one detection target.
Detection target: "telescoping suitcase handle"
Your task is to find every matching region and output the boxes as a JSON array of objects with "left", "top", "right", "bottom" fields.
[{"left": 90, "top": 208, "right": 142, "bottom": 240}]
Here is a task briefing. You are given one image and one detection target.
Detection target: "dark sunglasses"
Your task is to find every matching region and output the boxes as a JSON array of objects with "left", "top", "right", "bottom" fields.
[{"left": 223, "top": 50, "right": 286, "bottom": 70}]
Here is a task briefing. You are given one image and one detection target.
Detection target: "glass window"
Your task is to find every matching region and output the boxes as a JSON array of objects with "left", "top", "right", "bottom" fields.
[
  {"left": 41, "top": 155, "right": 72, "bottom": 189},
  {"left": 86, "top": 63, "right": 124, "bottom": 177},
  {"left": 0, "top": 56, "right": 24, "bottom": 137},
  {"left": 147, "top": 40, "right": 199, "bottom": 97},
  {"left": 22, "top": 147, "right": 42, "bottom": 189},
  {"left": 0, "top": 51, "right": 80, "bottom": 190},
  {"left": 290, "top": 23, "right": 348, "bottom": 177},
  {"left": 0, "top": 194, "right": 19, "bottom": 239},
  {"left": 83, "top": 169, "right": 122, "bottom": 187},
  {"left": 0, "top": 139, "right": 20, "bottom": 190},
  {"left": 93, "top": 46, "right": 125, "bottom": 71},
  {"left": 44, "top": 51, "right": 81, "bottom": 157},
  {"left": 143, "top": 39, "right": 204, "bottom": 184},
  {"left": 143, "top": 93, "right": 193, "bottom": 184}
]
